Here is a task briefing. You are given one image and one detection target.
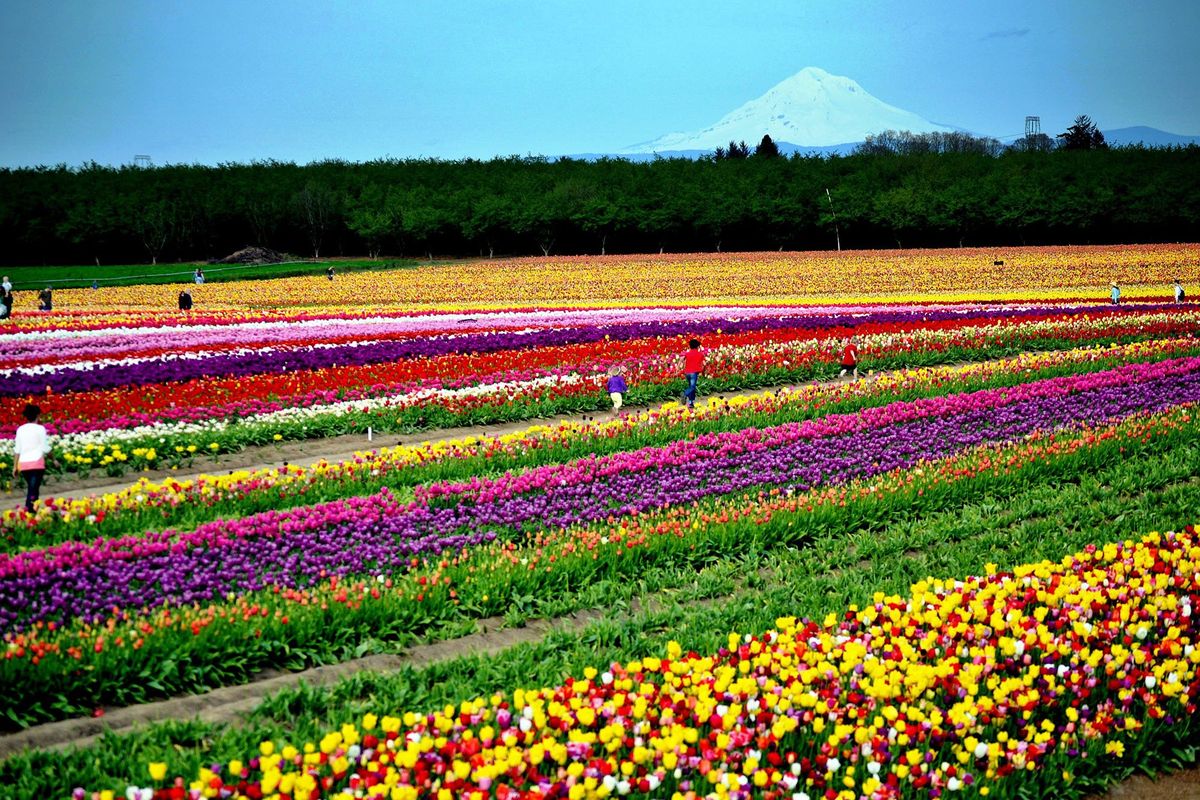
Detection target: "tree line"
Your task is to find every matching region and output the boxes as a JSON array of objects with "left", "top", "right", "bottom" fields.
[{"left": 1, "top": 141, "right": 1197, "bottom": 266}]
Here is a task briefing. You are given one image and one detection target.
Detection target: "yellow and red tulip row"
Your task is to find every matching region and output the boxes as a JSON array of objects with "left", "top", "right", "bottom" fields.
[{"left": 93, "top": 519, "right": 1200, "bottom": 800}]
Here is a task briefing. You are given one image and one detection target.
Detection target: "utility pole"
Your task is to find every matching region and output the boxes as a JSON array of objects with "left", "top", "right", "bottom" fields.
[{"left": 825, "top": 188, "right": 841, "bottom": 252}]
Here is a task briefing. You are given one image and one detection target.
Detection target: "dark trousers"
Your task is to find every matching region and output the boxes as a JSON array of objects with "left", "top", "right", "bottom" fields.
[{"left": 21, "top": 469, "right": 44, "bottom": 512}]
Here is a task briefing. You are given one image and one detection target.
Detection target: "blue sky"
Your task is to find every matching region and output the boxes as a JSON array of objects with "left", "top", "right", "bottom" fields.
[{"left": 1, "top": 0, "right": 1197, "bottom": 166}]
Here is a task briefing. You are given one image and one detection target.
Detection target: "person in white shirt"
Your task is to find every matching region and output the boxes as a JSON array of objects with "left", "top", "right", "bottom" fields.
[
  {"left": 13, "top": 403, "right": 50, "bottom": 512},
  {"left": 1174, "top": 280, "right": 1185, "bottom": 305},
  {"left": 1, "top": 276, "right": 11, "bottom": 293}
]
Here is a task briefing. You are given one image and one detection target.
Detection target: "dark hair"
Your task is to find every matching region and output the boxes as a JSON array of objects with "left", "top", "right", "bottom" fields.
[
  {"left": 688, "top": 339, "right": 700, "bottom": 349},
  {"left": 22, "top": 403, "right": 40, "bottom": 422}
]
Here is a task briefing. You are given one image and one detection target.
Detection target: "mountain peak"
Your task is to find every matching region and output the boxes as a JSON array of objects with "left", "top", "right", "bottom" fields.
[
  {"left": 783, "top": 66, "right": 846, "bottom": 84},
  {"left": 624, "top": 67, "right": 951, "bottom": 153}
]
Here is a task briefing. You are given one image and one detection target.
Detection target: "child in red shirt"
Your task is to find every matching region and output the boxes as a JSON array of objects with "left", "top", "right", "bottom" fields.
[
  {"left": 682, "top": 339, "right": 704, "bottom": 409},
  {"left": 839, "top": 337, "right": 859, "bottom": 379}
]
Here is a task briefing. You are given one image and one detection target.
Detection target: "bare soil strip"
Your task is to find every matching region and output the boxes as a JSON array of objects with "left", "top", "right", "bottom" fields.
[
  {"left": 1090, "top": 767, "right": 1200, "bottom": 799},
  {"left": 0, "top": 607, "right": 609, "bottom": 758},
  {"left": 12, "top": 411, "right": 612, "bottom": 503}
]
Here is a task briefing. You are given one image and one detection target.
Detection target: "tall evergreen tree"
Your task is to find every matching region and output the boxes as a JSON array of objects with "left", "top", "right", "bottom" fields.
[
  {"left": 1058, "top": 115, "right": 1108, "bottom": 150},
  {"left": 754, "top": 134, "right": 781, "bottom": 158},
  {"left": 714, "top": 140, "right": 750, "bottom": 160}
]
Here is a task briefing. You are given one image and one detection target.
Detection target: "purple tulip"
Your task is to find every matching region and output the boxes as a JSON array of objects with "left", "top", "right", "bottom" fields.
[{"left": 1, "top": 356, "right": 1195, "bottom": 633}]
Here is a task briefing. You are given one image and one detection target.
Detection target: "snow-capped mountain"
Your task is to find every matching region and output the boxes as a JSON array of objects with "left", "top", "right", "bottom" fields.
[{"left": 623, "top": 67, "right": 954, "bottom": 153}]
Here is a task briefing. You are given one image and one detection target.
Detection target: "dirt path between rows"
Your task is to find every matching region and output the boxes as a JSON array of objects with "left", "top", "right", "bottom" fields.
[
  {"left": 1091, "top": 768, "right": 1200, "bottom": 800},
  {"left": 0, "top": 569, "right": 749, "bottom": 759},
  {"left": 7, "top": 409, "right": 632, "bottom": 504},
  {"left": 0, "top": 611, "right": 582, "bottom": 758},
  {"left": 14, "top": 378, "right": 854, "bottom": 504}
]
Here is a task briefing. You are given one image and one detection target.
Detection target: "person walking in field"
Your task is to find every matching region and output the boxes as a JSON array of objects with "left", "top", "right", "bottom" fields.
[
  {"left": 1110, "top": 283, "right": 1121, "bottom": 306},
  {"left": 326, "top": 265, "right": 336, "bottom": 281},
  {"left": 13, "top": 403, "right": 51, "bottom": 513},
  {"left": 681, "top": 339, "right": 704, "bottom": 410},
  {"left": 606, "top": 365, "right": 627, "bottom": 416},
  {"left": 1, "top": 276, "right": 11, "bottom": 294},
  {"left": 194, "top": 268, "right": 205, "bottom": 285},
  {"left": 37, "top": 287, "right": 52, "bottom": 311},
  {"left": 839, "top": 337, "right": 860, "bottom": 379},
  {"left": 178, "top": 289, "right": 193, "bottom": 311},
  {"left": 1174, "top": 279, "right": 1185, "bottom": 304}
]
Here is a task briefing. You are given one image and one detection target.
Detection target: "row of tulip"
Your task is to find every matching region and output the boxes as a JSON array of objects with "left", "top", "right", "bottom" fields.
[
  {"left": 4, "top": 307, "right": 1197, "bottom": 482},
  {"left": 7, "top": 336, "right": 1196, "bottom": 551},
  {"left": 16, "top": 243, "right": 1200, "bottom": 311},
  {"left": 4, "top": 302, "right": 1182, "bottom": 407},
  {"left": 2, "top": 396, "right": 1195, "bottom": 734},
  {"left": 3, "top": 245, "right": 1196, "bottom": 797},
  {"left": 73, "top": 523, "right": 1200, "bottom": 799},
  {"left": 2, "top": 304, "right": 987, "bottom": 369},
  {"left": 5, "top": 354, "right": 1198, "bottom": 635}
]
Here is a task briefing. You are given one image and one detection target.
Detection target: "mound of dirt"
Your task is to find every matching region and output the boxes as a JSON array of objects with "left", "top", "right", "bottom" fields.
[{"left": 210, "top": 246, "right": 286, "bottom": 265}]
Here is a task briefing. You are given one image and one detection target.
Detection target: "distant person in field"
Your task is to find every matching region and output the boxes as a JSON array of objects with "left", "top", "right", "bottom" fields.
[
  {"left": 1174, "top": 279, "right": 1185, "bottom": 304},
  {"left": 1110, "top": 283, "right": 1121, "bottom": 306},
  {"left": 13, "top": 403, "right": 51, "bottom": 513},
  {"left": 606, "top": 365, "right": 627, "bottom": 416},
  {"left": 326, "top": 265, "right": 336, "bottom": 281},
  {"left": 178, "top": 289, "right": 193, "bottom": 311},
  {"left": 681, "top": 339, "right": 705, "bottom": 410},
  {"left": 194, "top": 268, "right": 205, "bottom": 285},
  {"left": 1, "top": 276, "right": 11, "bottom": 294},
  {"left": 839, "top": 336, "right": 860, "bottom": 379},
  {"left": 0, "top": 289, "right": 12, "bottom": 320},
  {"left": 37, "top": 287, "right": 52, "bottom": 311},
  {"left": 91, "top": 279, "right": 99, "bottom": 290}
]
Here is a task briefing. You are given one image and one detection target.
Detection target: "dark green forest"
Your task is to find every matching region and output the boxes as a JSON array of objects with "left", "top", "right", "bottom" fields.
[{"left": 2, "top": 145, "right": 1198, "bottom": 266}]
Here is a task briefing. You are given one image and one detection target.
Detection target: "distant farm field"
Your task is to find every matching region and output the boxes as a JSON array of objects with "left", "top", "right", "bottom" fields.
[{"left": 1, "top": 243, "right": 1198, "bottom": 313}]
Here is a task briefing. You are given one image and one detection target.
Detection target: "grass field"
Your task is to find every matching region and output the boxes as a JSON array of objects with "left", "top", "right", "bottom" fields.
[{"left": 0, "top": 258, "right": 421, "bottom": 290}]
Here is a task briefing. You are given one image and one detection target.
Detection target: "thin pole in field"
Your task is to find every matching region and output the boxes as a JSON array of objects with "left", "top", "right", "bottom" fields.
[{"left": 825, "top": 188, "right": 842, "bottom": 252}]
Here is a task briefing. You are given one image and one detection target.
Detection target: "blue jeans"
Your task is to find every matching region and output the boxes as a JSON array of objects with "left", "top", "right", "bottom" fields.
[
  {"left": 683, "top": 372, "right": 699, "bottom": 407},
  {"left": 21, "top": 469, "right": 43, "bottom": 512}
]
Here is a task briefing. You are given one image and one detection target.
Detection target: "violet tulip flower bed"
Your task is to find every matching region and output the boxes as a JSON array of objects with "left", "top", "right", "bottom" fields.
[{"left": 6, "top": 355, "right": 1199, "bottom": 633}]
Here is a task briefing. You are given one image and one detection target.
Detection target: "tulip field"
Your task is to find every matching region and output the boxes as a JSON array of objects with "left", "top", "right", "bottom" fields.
[{"left": 2, "top": 245, "right": 1200, "bottom": 800}]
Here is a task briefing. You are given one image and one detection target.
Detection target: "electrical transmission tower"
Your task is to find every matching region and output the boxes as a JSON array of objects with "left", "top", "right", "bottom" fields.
[
  {"left": 134, "top": 154, "right": 152, "bottom": 167},
  {"left": 1024, "top": 116, "right": 1041, "bottom": 137}
]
